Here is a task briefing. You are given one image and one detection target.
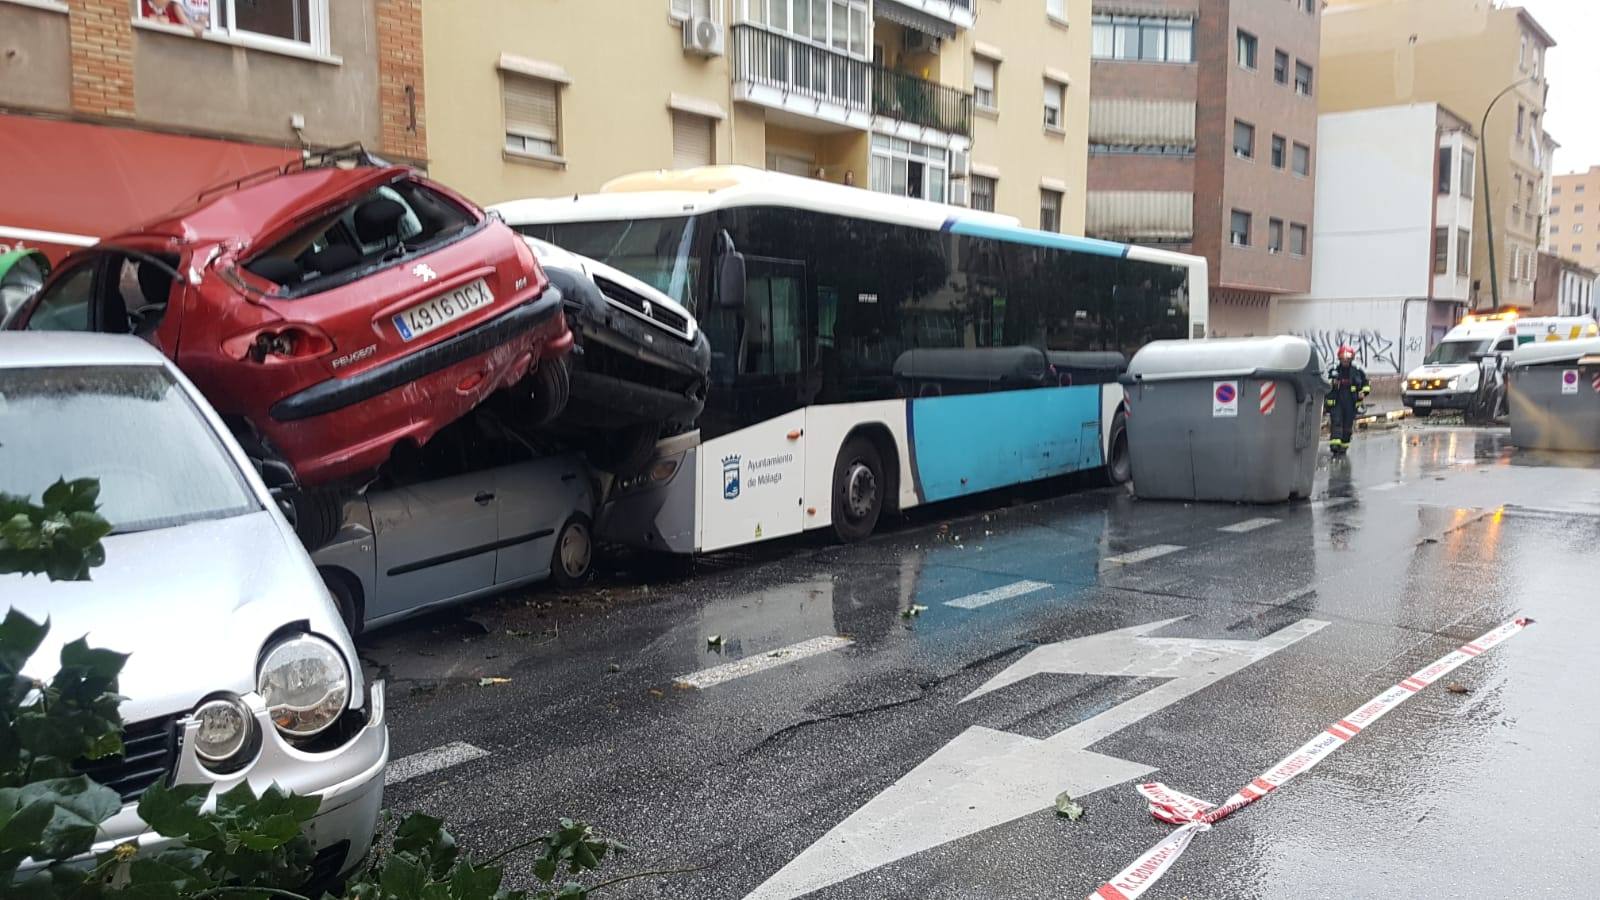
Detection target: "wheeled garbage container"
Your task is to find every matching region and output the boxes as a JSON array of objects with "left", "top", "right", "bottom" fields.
[
  {"left": 1121, "top": 336, "right": 1325, "bottom": 502},
  {"left": 1507, "top": 337, "right": 1600, "bottom": 452}
]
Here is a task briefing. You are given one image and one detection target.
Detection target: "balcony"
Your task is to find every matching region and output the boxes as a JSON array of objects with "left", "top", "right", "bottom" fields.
[
  {"left": 732, "top": 26, "right": 971, "bottom": 141},
  {"left": 878, "top": 0, "right": 976, "bottom": 32}
]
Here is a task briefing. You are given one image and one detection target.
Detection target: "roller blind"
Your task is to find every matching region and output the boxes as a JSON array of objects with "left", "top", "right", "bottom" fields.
[
  {"left": 504, "top": 74, "right": 558, "bottom": 143},
  {"left": 672, "top": 112, "right": 714, "bottom": 169}
]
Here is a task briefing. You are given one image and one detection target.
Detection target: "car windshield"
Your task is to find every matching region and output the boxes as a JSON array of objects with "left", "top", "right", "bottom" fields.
[
  {"left": 0, "top": 365, "right": 258, "bottom": 533},
  {"left": 1425, "top": 340, "right": 1490, "bottom": 365},
  {"left": 520, "top": 217, "right": 701, "bottom": 314}
]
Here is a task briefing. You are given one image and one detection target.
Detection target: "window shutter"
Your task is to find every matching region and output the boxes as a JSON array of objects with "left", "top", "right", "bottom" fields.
[
  {"left": 974, "top": 58, "right": 995, "bottom": 93},
  {"left": 504, "top": 75, "right": 559, "bottom": 144},
  {"left": 672, "top": 112, "right": 714, "bottom": 169}
]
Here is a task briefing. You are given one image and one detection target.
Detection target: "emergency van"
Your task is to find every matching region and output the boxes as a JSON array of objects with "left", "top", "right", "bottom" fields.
[{"left": 1402, "top": 311, "right": 1600, "bottom": 416}]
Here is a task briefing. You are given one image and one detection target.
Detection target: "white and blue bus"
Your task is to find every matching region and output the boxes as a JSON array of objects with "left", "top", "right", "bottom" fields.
[{"left": 495, "top": 167, "right": 1207, "bottom": 554}]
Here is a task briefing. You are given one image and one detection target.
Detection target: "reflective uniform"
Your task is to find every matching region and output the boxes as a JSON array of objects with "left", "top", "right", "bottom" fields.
[{"left": 1326, "top": 362, "right": 1370, "bottom": 453}]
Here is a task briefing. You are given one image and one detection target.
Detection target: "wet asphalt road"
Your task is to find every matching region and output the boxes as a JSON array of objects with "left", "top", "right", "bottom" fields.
[{"left": 361, "top": 423, "right": 1600, "bottom": 899}]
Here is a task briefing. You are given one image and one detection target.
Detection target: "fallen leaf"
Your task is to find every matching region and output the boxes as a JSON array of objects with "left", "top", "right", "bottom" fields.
[
  {"left": 707, "top": 635, "right": 724, "bottom": 648},
  {"left": 1054, "top": 791, "right": 1084, "bottom": 821},
  {"left": 478, "top": 676, "right": 512, "bottom": 687},
  {"left": 648, "top": 688, "right": 665, "bottom": 698},
  {"left": 506, "top": 629, "right": 533, "bottom": 638},
  {"left": 1446, "top": 683, "right": 1471, "bottom": 694}
]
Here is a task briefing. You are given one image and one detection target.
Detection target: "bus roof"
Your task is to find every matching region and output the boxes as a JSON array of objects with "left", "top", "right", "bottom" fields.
[{"left": 490, "top": 166, "right": 1203, "bottom": 271}]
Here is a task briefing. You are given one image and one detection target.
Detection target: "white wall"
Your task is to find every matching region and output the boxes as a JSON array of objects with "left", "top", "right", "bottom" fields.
[
  {"left": 1304, "top": 105, "right": 1439, "bottom": 300},
  {"left": 1270, "top": 296, "right": 1436, "bottom": 376}
]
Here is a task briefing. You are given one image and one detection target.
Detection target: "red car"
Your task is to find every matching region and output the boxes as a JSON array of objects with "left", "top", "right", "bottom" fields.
[{"left": 7, "top": 154, "right": 572, "bottom": 539}]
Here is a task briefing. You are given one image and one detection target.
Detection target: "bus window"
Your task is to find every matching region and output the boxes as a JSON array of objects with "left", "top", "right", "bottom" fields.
[{"left": 742, "top": 258, "right": 805, "bottom": 376}]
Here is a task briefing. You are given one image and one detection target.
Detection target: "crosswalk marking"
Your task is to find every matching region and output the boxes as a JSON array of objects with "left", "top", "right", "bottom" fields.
[
  {"left": 1219, "top": 517, "right": 1279, "bottom": 534},
  {"left": 946, "top": 580, "right": 1052, "bottom": 610},
  {"left": 675, "top": 636, "right": 853, "bottom": 690},
  {"left": 1104, "top": 544, "right": 1185, "bottom": 565}
]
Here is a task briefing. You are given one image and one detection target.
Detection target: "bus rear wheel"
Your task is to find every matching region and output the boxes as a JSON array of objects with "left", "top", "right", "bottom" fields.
[{"left": 831, "top": 437, "right": 884, "bottom": 543}]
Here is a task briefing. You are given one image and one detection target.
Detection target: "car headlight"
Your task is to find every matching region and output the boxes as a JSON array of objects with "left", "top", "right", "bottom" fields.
[
  {"left": 258, "top": 634, "right": 350, "bottom": 738},
  {"left": 193, "top": 695, "right": 255, "bottom": 767},
  {"left": 1447, "top": 377, "right": 1459, "bottom": 390}
]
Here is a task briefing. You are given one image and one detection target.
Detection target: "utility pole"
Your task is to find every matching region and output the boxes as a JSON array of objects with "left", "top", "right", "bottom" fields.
[{"left": 1480, "top": 77, "right": 1535, "bottom": 312}]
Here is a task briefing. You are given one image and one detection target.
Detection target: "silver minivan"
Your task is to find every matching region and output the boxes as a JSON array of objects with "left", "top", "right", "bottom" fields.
[{"left": 0, "top": 332, "right": 386, "bottom": 882}]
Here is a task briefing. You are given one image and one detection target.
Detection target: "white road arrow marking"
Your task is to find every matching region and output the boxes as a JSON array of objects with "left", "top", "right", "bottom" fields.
[{"left": 742, "top": 616, "right": 1329, "bottom": 900}]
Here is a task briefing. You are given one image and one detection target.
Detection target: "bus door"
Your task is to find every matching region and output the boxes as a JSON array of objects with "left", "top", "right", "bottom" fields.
[{"left": 698, "top": 255, "right": 810, "bottom": 552}]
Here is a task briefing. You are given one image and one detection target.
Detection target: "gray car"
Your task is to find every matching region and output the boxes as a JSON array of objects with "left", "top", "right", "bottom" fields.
[
  {"left": 0, "top": 333, "right": 386, "bottom": 882},
  {"left": 312, "top": 420, "right": 595, "bottom": 634}
]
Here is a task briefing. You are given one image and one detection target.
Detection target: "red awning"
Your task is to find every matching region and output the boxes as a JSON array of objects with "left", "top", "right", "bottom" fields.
[{"left": 0, "top": 114, "right": 299, "bottom": 263}]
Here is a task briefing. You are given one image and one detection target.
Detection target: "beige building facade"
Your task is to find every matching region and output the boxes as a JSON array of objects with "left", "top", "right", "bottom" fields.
[
  {"left": 1320, "top": 0, "right": 1556, "bottom": 311},
  {"left": 421, "top": 0, "right": 1091, "bottom": 232},
  {"left": 1548, "top": 166, "right": 1600, "bottom": 272}
]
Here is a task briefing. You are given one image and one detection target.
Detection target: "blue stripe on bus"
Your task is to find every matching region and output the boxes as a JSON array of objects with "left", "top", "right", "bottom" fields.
[
  {"left": 946, "top": 220, "right": 1132, "bottom": 259},
  {"left": 908, "top": 386, "right": 1103, "bottom": 503}
]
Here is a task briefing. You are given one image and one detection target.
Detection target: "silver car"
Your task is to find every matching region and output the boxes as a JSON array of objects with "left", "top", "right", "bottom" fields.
[
  {"left": 313, "top": 419, "right": 595, "bottom": 634},
  {"left": 0, "top": 333, "right": 386, "bottom": 882}
]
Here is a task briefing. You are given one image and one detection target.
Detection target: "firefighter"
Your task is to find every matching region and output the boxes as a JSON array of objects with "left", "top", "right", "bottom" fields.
[{"left": 1326, "top": 345, "right": 1371, "bottom": 455}]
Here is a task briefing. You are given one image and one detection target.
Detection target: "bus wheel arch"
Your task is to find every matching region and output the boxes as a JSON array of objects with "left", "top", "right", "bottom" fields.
[{"left": 831, "top": 425, "right": 899, "bottom": 543}]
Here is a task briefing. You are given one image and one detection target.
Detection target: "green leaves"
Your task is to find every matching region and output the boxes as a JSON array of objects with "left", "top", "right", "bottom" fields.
[
  {"left": 1054, "top": 790, "right": 1084, "bottom": 822},
  {"left": 0, "top": 480, "right": 113, "bottom": 583}
]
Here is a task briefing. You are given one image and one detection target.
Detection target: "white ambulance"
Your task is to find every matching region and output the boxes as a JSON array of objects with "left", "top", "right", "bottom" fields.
[{"left": 1402, "top": 312, "right": 1599, "bottom": 417}]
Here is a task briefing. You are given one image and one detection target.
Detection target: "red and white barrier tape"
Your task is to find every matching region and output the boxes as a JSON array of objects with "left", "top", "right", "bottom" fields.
[{"left": 1089, "top": 616, "right": 1532, "bottom": 900}]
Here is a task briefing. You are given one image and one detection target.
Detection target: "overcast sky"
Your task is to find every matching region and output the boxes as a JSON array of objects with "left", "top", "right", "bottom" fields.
[{"left": 1519, "top": 0, "right": 1599, "bottom": 174}]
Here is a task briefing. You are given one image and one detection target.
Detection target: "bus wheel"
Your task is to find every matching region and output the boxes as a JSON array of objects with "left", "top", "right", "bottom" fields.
[
  {"left": 832, "top": 437, "right": 884, "bottom": 543},
  {"left": 1105, "top": 410, "right": 1132, "bottom": 485}
]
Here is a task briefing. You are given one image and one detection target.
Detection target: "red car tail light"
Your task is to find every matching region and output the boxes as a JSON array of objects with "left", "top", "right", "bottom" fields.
[{"left": 224, "top": 325, "right": 335, "bottom": 364}]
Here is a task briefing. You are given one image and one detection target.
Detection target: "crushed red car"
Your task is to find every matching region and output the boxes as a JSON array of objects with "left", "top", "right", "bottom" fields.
[{"left": 5, "top": 150, "right": 573, "bottom": 540}]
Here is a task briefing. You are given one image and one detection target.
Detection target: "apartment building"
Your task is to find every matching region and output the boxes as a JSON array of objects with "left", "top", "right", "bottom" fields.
[
  {"left": 1532, "top": 251, "right": 1596, "bottom": 318},
  {"left": 0, "top": 0, "right": 422, "bottom": 262},
  {"left": 1271, "top": 103, "right": 1475, "bottom": 376},
  {"left": 421, "top": 1, "right": 1091, "bottom": 231},
  {"left": 1321, "top": 0, "right": 1556, "bottom": 312},
  {"left": 1085, "top": 0, "right": 1321, "bottom": 337},
  {"left": 1548, "top": 166, "right": 1600, "bottom": 271}
]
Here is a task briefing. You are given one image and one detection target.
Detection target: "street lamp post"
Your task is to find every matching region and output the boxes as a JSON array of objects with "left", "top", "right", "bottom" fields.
[{"left": 1479, "top": 77, "right": 1536, "bottom": 312}]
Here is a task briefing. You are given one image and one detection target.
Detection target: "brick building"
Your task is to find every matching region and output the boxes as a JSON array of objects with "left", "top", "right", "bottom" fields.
[
  {"left": 1085, "top": 0, "right": 1321, "bottom": 336},
  {"left": 0, "top": 0, "right": 425, "bottom": 261}
]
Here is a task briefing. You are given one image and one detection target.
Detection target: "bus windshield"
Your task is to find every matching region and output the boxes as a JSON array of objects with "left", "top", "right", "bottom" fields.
[
  {"left": 1425, "top": 340, "right": 1490, "bottom": 364},
  {"left": 522, "top": 217, "right": 701, "bottom": 314}
]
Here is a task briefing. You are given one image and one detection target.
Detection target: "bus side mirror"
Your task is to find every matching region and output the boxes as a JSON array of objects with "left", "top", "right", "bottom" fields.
[{"left": 717, "top": 232, "right": 746, "bottom": 310}]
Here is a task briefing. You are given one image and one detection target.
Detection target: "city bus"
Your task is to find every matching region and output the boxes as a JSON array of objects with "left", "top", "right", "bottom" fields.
[{"left": 494, "top": 167, "right": 1207, "bottom": 554}]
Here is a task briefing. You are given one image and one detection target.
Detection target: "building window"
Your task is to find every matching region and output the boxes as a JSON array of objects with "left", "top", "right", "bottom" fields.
[
  {"left": 1047, "top": 0, "right": 1066, "bottom": 20},
  {"left": 1305, "top": 0, "right": 1316, "bottom": 13},
  {"left": 1457, "top": 229, "right": 1471, "bottom": 277},
  {"left": 672, "top": 111, "right": 715, "bottom": 169},
  {"left": 503, "top": 73, "right": 562, "bottom": 159},
  {"left": 1040, "top": 189, "right": 1063, "bottom": 232},
  {"left": 1577, "top": 204, "right": 1586, "bottom": 214},
  {"left": 1290, "top": 223, "right": 1308, "bottom": 256},
  {"left": 1438, "top": 146, "right": 1453, "bottom": 194},
  {"left": 671, "top": 0, "right": 717, "bottom": 21},
  {"left": 1552, "top": 186, "right": 1562, "bottom": 195},
  {"left": 1577, "top": 224, "right": 1586, "bottom": 234},
  {"left": 1268, "top": 218, "right": 1284, "bottom": 254},
  {"left": 1520, "top": 33, "right": 1528, "bottom": 70},
  {"left": 1274, "top": 50, "right": 1289, "bottom": 84},
  {"left": 1091, "top": 15, "right": 1193, "bottom": 63},
  {"left": 1292, "top": 142, "right": 1311, "bottom": 176},
  {"left": 1237, "top": 29, "right": 1257, "bottom": 69},
  {"left": 870, "top": 134, "right": 950, "bottom": 203},
  {"left": 1295, "top": 61, "right": 1313, "bottom": 96},
  {"left": 748, "top": 0, "right": 869, "bottom": 58},
  {"left": 1461, "top": 149, "right": 1475, "bottom": 198},
  {"left": 1230, "top": 209, "right": 1251, "bottom": 246},
  {"left": 1271, "top": 135, "right": 1286, "bottom": 169},
  {"left": 1552, "top": 206, "right": 1561, "bottom": 215},
  {"left": 971, "top": 175, "right": 996, "bottom": 212},
  {"left": 1433, "top": 227, "right": 1450, "bottom": 274},
  {"left": 974, "top": 56, "right": 997, "bottom": 110},
  {"left": 1233, "top": 120, "right": 1255, "bottom": 159},
  {"left": 1516, "top": 104, "right": 1525, "bottom": 139},
  {"left": 150, "top": 0, "right": 330, "bottom": 50},
  {"left": 1043, "top": 80, "right": 1065, "bottom": 130},
  {"left": 1551, "top": 225, "right": 1560, "bottom": 234},
  {"left": 1578, "top": 185, "right": 1587, "bottom": 194}
]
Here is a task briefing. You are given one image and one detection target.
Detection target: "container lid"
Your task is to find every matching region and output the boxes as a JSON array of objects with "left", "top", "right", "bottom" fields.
[
  {"left": 1046, "top": 350, "right": 1127, "bottom": 372},
  {"left": 893, "top": 346, "right": 1049, "bottom": 383},
  {"left": 1124, "top": 336, "right": 1319, "bottom": 382},
  {"left": 1509, "top": 336, "right": 1600, "bottom": 368}
]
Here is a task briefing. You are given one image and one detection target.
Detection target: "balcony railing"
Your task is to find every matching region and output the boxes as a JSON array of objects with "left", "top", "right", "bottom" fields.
[
  {"left": 872, "top": 64, "right": 972, "bottom": 137},
  {"left": 733, "top": 26, "right": 972, "bottom": 138},
  {"left": 733, "top": 25, "right": 870, "bottom": 116}
]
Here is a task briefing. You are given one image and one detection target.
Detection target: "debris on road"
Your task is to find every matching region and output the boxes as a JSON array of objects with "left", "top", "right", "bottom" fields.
[
  {"left": 478, "top": 676, "right": 512, "bottom": 687},
  {"left": 707, "top": 634, "right": 724, "bottom": 648},
  {"left": 1446, "top": 682, "right": 1471, "bottom": 694},
  {"left": 901, "top": 604, "right": 929, "bottom": 619},
  {"left": 1054, "top": 791, "right": 1085, "bottom": 821}
]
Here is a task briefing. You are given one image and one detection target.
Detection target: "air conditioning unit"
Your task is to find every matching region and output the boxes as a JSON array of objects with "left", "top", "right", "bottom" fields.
[
  {"left": 902, "top": 30, "right": 941, "bottom": 56},
  {"left": 683, "top": 17, "right": 724, "bottom": 56},
  {"left": 949, "top": 149, "right": 971, "bottom": 179}
]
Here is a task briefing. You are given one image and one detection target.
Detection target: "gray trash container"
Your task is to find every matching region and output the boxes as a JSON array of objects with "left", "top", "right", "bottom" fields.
[
  {"left": 1507, "top": 337, "right": 1600, "bottom": 451},
  {"left": 1121, "top": 336, "right": 1325, "bottom": 503}
]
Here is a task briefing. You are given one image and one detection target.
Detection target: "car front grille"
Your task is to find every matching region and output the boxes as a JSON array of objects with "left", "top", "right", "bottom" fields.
[
  {"left": 594, "top": 276, "right": 691, "bottom": 339},
  {"left": 75, "top": 715, "right": 180, "bottom": 804}
]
